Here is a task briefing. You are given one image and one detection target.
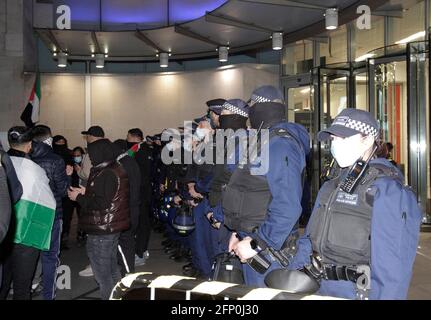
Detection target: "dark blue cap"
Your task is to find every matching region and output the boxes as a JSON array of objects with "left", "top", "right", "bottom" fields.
[
  {"left": 318, "top": 108, "right": 380, "bottom": 141},
  {"left": 222, "top": 99, "right": 249, "bottom": 117},
  {"left": 206, "top": 99, "right": 226, "bottom": 115},
  {"left": 250, "top": 85, "right": 284, "bottom": 104}
]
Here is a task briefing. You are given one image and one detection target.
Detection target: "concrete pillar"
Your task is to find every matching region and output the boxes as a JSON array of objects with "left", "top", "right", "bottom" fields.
[{"left": 0, "top": 0, "right": 35, "bottom": 132}]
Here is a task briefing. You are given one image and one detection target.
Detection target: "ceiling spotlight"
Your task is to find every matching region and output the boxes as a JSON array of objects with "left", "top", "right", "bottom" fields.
[
  {"left": 95, "top": 53, "right": 105, "bottom": 69},
  {"left": 53, "top": 52, "right": 57, "bottom": 57},
  {"left": 325, "top": 8, "right": 338, "bottom": 30},
  {"left": 91, "top": 53, "right": 95, "bottom": 58},
  {"left": 218, "top": 46, "right": 228, "bottom": 62},
  {"left": 160, "top": 52, "right": 169, "bottom": 68},
  {"left": 272, "top": 32, "right": 283, "bottom": 50},
  {"left": 104, "top": 54, "right": 108, "bottom": 58},
  {"left": 57, "top": 52, "right": 67, "bottom": 68}
]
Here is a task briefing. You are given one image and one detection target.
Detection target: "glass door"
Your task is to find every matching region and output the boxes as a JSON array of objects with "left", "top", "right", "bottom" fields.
[
  {"left": 408, "top": 41, "right": 430, "bottom": 223},
  {"left": 312, "top": 65, "right": 350, "bottom": 189},
  {"left": 369, "top": 42, "right": 430, "bottom": 223}
]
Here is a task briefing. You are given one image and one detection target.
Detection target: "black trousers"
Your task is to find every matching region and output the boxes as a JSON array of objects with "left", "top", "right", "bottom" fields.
[
  {"left": 62, "top": 197, "right": 81, "bottom": 239},
  {"left": 135, "top": 201, "right": 151, "bottom": 257},
  {"left": 0, "top": 243, "right": 39, "bottom": 300},
  {"left": 118, "top": 205, "right": 140, "bottom": 276}
]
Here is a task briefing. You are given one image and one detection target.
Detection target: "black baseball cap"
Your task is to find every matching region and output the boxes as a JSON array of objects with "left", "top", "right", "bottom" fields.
[
  {"left": 317, "top": 109, "right": 379, "bottom": 141},
  {"left": 81, "top": 126, "right": 105, "bottom": 138}
]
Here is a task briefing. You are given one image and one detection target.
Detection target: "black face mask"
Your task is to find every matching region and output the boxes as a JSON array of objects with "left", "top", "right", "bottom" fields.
[
  {"left": 53, "top": 144, "right": 68, "bottom": 154},
  {"left": 219, "top": 114, "right": 248, "bottom": 130},
  {"left": 248, "top": 102, "right": 286, "bottom": 129}
]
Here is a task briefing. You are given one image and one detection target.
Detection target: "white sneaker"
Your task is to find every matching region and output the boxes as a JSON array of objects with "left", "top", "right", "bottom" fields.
[
  {"left": 135, "top": 254, "right": 146, "bottom": 266},
  {"left": 79, "top": 264, "right": 93, "bottom": 277},
  {"left": 144, "top": 250, "right": 150, "bottom": 259}
]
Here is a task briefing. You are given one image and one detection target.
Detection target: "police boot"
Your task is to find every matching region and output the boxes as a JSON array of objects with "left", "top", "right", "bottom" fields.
[
  {"left": 172, "top": 248, "right": 189, "bottom": 263},
  {"left": 161, "top": 238, "right": 173, "bottom": 247},
  {"left": 182, "top": 262, "right": 194, "bottom": 271},
  {"left": 165, "top": 242, "right": 180, "bottom": 254},
  {"left": 183, "top": 266, "right": 201, "bottom": 278}
]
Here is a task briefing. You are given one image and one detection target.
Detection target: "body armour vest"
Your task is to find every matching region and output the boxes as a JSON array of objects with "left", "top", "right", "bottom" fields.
[
  {"left": 222, "top": 128, "right": 304, "bottom": 233},
  {"left": 307, "top": 162, "right": 403, "bottom": 266},
  {"left": 209, "top": 137, "right": 238, "bottom": 207},
  {"left": 80, "top": 161, "right": 130, "bottom": 235}
]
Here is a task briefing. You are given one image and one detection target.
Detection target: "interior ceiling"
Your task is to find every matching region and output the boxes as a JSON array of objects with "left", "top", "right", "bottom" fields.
[{"left": 35, "top": 0, "right": 398, "bottom": 61}]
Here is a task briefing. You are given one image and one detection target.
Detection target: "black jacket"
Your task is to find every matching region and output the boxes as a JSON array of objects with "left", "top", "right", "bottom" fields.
[
  {"left": 0, "top": 145, "right": 23, "bottom": 204},
  {"left": 77, "top": 139, "right": 119, "bottom": 212},
  {"left": 134, "top": 144, "right": 153, "bottom": 202},
  {"left": 0, "top": 157, "right": 11, "bottom": 243},
  {"left": 113, "top": 141, "right": 142, "bottom": 209},
  {"left": 31, "top": 141, "right": 70, "bottom": 216}
]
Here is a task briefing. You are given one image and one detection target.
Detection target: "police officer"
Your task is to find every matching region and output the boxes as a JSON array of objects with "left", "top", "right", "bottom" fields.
[
  {"left": 206, "top": 99, "right": 249, "bottom": 254},
  {"left": 181, "top": 99, "right": 227, "bottom": 277},
  {"left": 286, "top": 108, "right": 422, "bottom": 299},
  {"left": 224, "top": 86, "right": 310, "bottom": 287}
]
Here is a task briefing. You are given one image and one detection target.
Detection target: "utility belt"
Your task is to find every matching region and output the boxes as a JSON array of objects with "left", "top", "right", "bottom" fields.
[{"left": 304, "top": 253, "right": 371, "bottom": 300}]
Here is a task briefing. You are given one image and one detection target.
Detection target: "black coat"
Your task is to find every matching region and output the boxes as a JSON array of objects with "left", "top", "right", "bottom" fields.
[
  {"left": 77, "top": 139, "right": 119, "bottom": 212},
  {"left": 0, "top": 159, "right": 11, "bottom": 243},
  {"left": 31, "top": 141, "right": 70, "bottom": 216},
  {"left": 0, "top": 146, "right": 23, "bottom": 204},
  {"left": 134, "top": 145, "right": 153, "bottom": 203}
]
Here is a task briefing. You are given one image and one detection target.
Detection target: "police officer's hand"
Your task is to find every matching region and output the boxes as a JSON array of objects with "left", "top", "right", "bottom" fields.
[
  {"left": 207, "top": 212, "right": 221, "bottom": 229},
  {"left": 189, "top": 187, "right": 203, "bottom": 200},
  {"left": 233, "top": 237, "right": 258, "bottom": 263},
  {"left": 173, "top": 195, "right": 182, "bottom": 205},
  {"left": 228, "top": 233, "right": 240, "bottom": 252}
]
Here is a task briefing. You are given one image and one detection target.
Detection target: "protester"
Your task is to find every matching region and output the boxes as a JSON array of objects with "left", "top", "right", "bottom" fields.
[{"left": 68, "top": 138, "right": 130, "bottom": 300}]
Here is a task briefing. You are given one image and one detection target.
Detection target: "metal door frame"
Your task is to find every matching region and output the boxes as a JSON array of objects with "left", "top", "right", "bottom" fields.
[{"left": 368, "top": 42, "right": 430, "bottom": 220}]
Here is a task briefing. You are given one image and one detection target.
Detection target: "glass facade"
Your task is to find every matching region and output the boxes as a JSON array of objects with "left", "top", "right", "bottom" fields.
[{"left": 281, "top": 0, "right": 431, "bottom": 221}]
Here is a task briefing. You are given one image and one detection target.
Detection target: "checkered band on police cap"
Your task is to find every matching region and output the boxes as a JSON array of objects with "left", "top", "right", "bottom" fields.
[
  {"left": 250, "top": 94, "right": 271, "bottom": 104},
  {"left": 222, "top": 100, "right": 249, "bottom": 117},
  {"left": 343, "top": 118, "right": 379, "bottom": 138}
]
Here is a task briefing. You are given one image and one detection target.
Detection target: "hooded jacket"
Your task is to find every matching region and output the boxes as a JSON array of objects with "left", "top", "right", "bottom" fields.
[
  {"left": 0, "top": 154, "right": 11, "bottom": 243},
  {"left": 0, "top": 143, "right": 22, "bottom": 204},
  {"left": 77, "top": 139, "right": 130, "bottom": 234},
  {"left": 31, "top": 141, "right": 70, "bottom": 217}
]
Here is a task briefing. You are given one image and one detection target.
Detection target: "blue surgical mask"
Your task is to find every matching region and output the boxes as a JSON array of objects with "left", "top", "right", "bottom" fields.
[{"left": 74, "top": 156, "right": 82, "bottom": 164}]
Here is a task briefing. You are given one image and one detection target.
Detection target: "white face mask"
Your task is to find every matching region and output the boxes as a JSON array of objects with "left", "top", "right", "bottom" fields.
[
  {"left": 330, "top": 134, "right": 368, "bottom": 168},
  {"left": 43, "top": 137, "right": 53, "bottom": 147}
]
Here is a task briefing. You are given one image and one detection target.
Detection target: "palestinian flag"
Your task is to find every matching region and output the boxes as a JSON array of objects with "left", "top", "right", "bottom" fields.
[
  {"left": 127, "top": 142, "right": 142, "bottom": 157},
  {"left": 10, "top": 156, "right": 56, "bottom": 251},
  {"left": 21, "top": 73, "right": 41, "bottom": 128}
]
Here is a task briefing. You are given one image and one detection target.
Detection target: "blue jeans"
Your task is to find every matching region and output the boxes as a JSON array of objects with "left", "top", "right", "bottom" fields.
[
  {"left": 86, "top": 233, "right": 121, "bottom": 300},
  {"left": 41, "top": 216, "right": 62, "bottom": 300}
]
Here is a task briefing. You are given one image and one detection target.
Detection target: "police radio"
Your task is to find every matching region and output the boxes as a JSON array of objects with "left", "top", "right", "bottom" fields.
[{"left": 339, "top": 145, "right": 378, "bottom": 194}]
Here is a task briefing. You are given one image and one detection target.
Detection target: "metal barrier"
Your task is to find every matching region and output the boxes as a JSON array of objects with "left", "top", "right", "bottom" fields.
[{"left": 110, "top": 272, "right": 344, "bottom": 300}]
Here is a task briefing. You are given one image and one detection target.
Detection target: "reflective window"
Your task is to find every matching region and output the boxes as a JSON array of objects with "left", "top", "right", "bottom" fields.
[
  {"left": 282, "top": 40, "right": 313, "bottom": 76},
  {"left": 320, "top": 25, "right": 347, "bottom": 65}
]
